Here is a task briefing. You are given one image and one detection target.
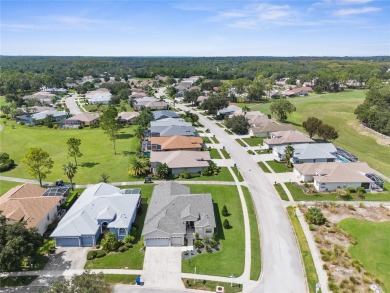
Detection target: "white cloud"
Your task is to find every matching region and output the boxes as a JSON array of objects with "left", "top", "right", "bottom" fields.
[
  {"left": 341, "top": 0, "right": 373, "bottom": 4},
  {"left": 212, "top": 3, "right": 297, "bottom": 29},
  {"left": 333, "top": 6, "right": 381, "bottom": 16}
]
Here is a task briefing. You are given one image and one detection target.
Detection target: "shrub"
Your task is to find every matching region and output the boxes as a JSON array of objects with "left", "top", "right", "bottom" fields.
[
  {"left": 223, "top": 219, "right": 230, "bottom": 229},
  {"left": 304, "top": 208, "right": 326, "bottom": 225},
  {"left": 87, "top": 251, "right": 97, "bottom": 260},
  {"left": 123, "top": 234, "right": 135, "bottom": 244},
  {"left": 194, "top": 240, "right": 204, "bottom": 249},
  {"left": 205, "top": 245, "right": 212, "bottom": 253},
  {"left": 118, "top": 246, "right": 129, "bottom": 253},
  {"left": 78, "top": 125, "right": 84, "bottom": 129},
  {"left": 221, "top": 205, "right": 229, "bottom": 217},
  {"left": 209, "top": 239, "right": 218, "bottom": 249},
  {"left": 96, "top": 245, "right": 100, "bottom": 249},
  {"left": 0, "top": 152, "right": 15, "bottom": 172},
  {"left": 197, "top": 249, "right": 202, "bottom": 254},
  {"left": 194, "top": 232, "right": 199, "bottom": 240},
  {"left": 347, "top": 187, "right": 356, "bottom": 193},
  {"left": 124, "top": 242, "right": 133, "bottom": 248},
  {"left": 180, "top": 170, "right": 191, "bottom": 179},
  {"left": 95, "top": 250, "right": 106, "bottom": 258},
  {"left": 0, "top": 114, "right": 6, "bottom": 118},
  {"left": 309, "top": 224, "right": 316, "bottom": 231},
  {"left": 130, "top": 227, "right": 137, "bottom": 237},
  {"left": 101, "top": 232, "right": 119, "bottom": 252},
  {"left": 53, "top": 124, "right": 58, "bottom": 129}
]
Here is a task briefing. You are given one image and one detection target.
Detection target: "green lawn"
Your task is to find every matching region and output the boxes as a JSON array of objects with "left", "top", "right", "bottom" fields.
[
  {"left": 274, "top": 183, "right": 289, "bottom": 201},
  {"left": 287, "top": 207, "right": 318, "bottom": 293},
  {"left": 183, "top": 278, "right": 242, "bottom": 293},
  {"left": 180, "top": 167, "right": 234, "bottom": 182},
  {"left": 0, "top": 180, "right": 20, "bottom": 196},
  {"left": 84, "top": 185, "right": 155, "bottom": 270},
  {"left": 0, "top": 276, "right": 38, "bottom": 287},
  {"left": 266, "top": 161, "right": 293, "bottom": 173},
  {"left": 235, "top": 139, "right": 246, "bottom": 147},
  {"left": 257, "top": 162, "right": 271, "bottom": 173},
  {"left": 220, "top": 149, "right": 231, "bottom": 159},
  {"left": 209, "top": 149, "right": 222, "bottom": 159},
  {"left": 339, "top": 219, "right": 390, "bottom": 292},
  {"left": 239, "top": 90, "right": 390, "bottom": 177},
  {"left": 0, "top": 120, "right": 140, "bottom": 184},
  {"left": 216, "top": 123, "right": 225, "bottom": 128},
  {"left": 242, "top": 137, "right": 263, "bottom": 147},
  {"left": 242, "top": 186, "right": 261, "bottom": 281},
  {"left": 285, "top": 182, "right": 390, "bottom": 201},
  {"left": 231, "top": 167, "right": 244, "bottom": 182},
  {"left": 182, "top": 185, "right": 245, "bottom": 277},
  {"left": 211, "top": 137, "right": 220, "bottom": 144},
  {"left": 103, "top": 274, "right": 138, "bottom": 285},
  {"left": 224, "top": 129, "right": 234, "bottom": 135}
]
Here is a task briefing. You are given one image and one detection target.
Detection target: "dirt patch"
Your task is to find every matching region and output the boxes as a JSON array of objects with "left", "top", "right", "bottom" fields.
[
  {"left": 300, "top": 204, "right": 389, "bottom": 292},
  {"left": 347, "top": 120, "right": 390, "bottom": 147}
]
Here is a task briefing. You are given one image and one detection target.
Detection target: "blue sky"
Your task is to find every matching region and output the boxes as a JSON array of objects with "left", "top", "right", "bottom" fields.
[{"left": 1, "top": 0, "right": 389, "bottom": 56}]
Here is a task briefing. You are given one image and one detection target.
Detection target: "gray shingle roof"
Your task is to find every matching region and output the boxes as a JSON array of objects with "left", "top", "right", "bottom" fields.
[
  {"left": 274, "top": 143, "right": 337, "bottom": 161},
  {"left": 149, "top": 125, "right": 198, "bottom": 137},
  {"left": 150, "top": 118, "right": 191, "bottom": 127},
  {"left": 142, "top": 182, "right": 216, "bottom": 237},
  {"left": 152, "top": 110, "right": 179, "bottom": 120}
]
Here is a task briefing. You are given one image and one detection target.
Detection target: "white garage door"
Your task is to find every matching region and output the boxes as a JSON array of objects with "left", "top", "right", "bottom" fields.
[
  {"left": 145, "top": 238, "right": 170, "bottom": 247},
  {"left": 170, "top": 236, "right": 183, "bottom": 246}
]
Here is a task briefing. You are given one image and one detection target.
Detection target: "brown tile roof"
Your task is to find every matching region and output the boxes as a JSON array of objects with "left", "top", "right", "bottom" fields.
[
  {"left": 294, "top": 162, "right": 375, "bottom": 183},
  {"left": 264, "top": 130, "right": 314, "bottom": 146},
  {"left": 149, "top": 136, "right": 203, "bottom": 150},
  {"left": 118, "top": 111, "right": 139, "bottom": 120},
  {"left": 250, "top": 119, "right": 294, "bottom": 134},
  {"left": 66, "top": 112, "right": 100, "bottom": 123},
  {"left": 0, "top": 184, "right": 62, "bottom": 229}
]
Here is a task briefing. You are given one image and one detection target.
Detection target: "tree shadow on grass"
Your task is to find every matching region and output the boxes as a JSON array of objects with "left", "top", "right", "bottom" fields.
[
  {"left": 80, "top": 162, "right": 100, "bottom": 168},
  {"left": 122, "top": 151, "right": 136, "bottom": 156},
  {"left": 133, "top": 202, "right": 148, "bottom": 245},
  {"left": 117, "top": 133, "right": 134, "bottom": 139},
  {"left": 286, "top": 121, "right": 302, "bottom": 127},
  {"left": 213, "top": 202, "right": 225, "bottom": 240}
]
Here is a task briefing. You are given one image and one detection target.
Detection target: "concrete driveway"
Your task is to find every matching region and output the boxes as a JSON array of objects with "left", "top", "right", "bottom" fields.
[
  {"left": 141, "top": 247, "right": 184, "bottom": 290},
  {"left": 44, "top": 247, "right": 89, "bottom": 271}
]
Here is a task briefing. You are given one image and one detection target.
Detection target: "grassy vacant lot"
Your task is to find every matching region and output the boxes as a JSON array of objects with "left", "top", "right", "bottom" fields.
[
  {"left": 182, "top": 185, "right": 245, "bottom": 277},
  {"left": 287, "top": 207, "right": 318, "bottom": 293},
  {"left": 209, "top": 149, "right": 222, "bottom": 159},
  {"left": 242, "top": 137, "right": 263, "bottom": 147},
  {"left": 257, "top": 162, "right": 271, "bottom": 173},
  {"left": 84, "top": 184, "right": 155, "bottom": 270},
  {"left": 274, "top": 183, "right": 289, "bottom": 201},
  {"left": 266, "top": 161, "right": 293, "bottom": 173},
  {"left": 0, "top": 180, "right": 19, "bottom": 196},
  {"left": 239, "top": 90, "right": 390, "bottom": 177},
  {"left": 339, "top": 219, "right": 390, "bottom": 292},
  {"left": 183, "top": 278, "right": 242, "bottom": 293},
  {"left": 0, "top": 119, "right": 139, "bottom": 184},
  {"left": 242, "top": 186, "right": 261, "bottom": 281},
  {"left": 103, "top": 274, "right": 138, "bottom": 285},
  {"left": 285, "top": 182, "right": 390, "bottom": 201},
  {"left": 0, "top": 276, "right": 38, "bottom": 287}
]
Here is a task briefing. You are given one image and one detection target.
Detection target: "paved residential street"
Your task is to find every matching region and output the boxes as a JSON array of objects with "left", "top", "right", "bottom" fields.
[
  {"left": 176, "top": 103, "right": 307, "bottom": 293},
  {"left": 65, "top": 94, "right": 83, "bottom": 115}
]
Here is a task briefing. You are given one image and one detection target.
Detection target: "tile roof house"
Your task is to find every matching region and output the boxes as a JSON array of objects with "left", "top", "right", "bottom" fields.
[
  {"left": 142, "top": 182, "right": 216, "bottom": 247},
  {"left": 51, "top": 183, "right": 141, "bottom": 247},
  {"left": 142, "top": 136, "right": 204, "bottom": 152},
  {"left": 117, "top": 111, "right": 139, "bottom": 124},
  {"left": 150, "top": 151, "right": 211, "bottom": 175},
  {"left": 134, "top": 101, "right": 168, "bottom": 111},
  {"left": 196, "top": 96, "right": 208, "bottom": 105},
  {"left": 62, "top": 112, "right": 100, "bottom": 128},
  {"left": 150, "top": 118, "right": 192, "bottom": 127},
  {"left": 273, "top": 143, "right": 337, "bottom": 163},
  {"left": 23, "top": 92, "right": 55, "bottom": 104},
  {"left": 0, "top": 184, "right": 64, "bottom": 235},
  {"left": 147, "top": 125, "right": 198, "bottom": 137},
  {"left": 294, "top": 162, "right": 383, "bottom": 192},
  {"left": 86, "top": 88, "right": 112, "bottom": 104},
  {"left": 152, "top": 110, "right": 179, "bottom": 121},
  {"left": 16, "top": 110, "right": 68, "bottom": 126},
  {"left": 264, "top": 130, "right": 315, "bottom": 148},
  {"left": 217, "top": 105, "right": 241, "bottom": 116},
  {"left": 249, "top": 118, "right": 294, "bottom": 137}
]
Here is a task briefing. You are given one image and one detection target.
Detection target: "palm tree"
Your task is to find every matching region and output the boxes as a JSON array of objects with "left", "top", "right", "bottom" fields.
[
  {"left": 284, "top": 145, "right": 295, "bottom": 168},
  {"left": 135, "top": 126, "right": 146, "bottom": 140},
  {"left": 128, "top": 157, "right": 149, "bottom": 177},
  {"left": 62, "top": 162, "right": 77, "bottom": 190}
]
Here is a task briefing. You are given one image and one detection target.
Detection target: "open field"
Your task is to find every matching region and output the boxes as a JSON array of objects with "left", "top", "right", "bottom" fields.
[
  {"left": 0, "top": 180, "right": 19, "bottom": 196},
  {"left": 238, "top": 90, "right": 390, "bottom": 177},
  {"left": 339, "top": 219, "right": 390, "bottom": 292},
  {"left": 182, "top": 185, "right": 245, "bottom": 277},
  {"left": 287, "top": 207, "right": 318, "bottom": 293},
  {"left": 242, "top": 186, "right": 261, "bottom": 280},
  {"left": 0, "top": 119, "right": 139, "bottom": 184}
]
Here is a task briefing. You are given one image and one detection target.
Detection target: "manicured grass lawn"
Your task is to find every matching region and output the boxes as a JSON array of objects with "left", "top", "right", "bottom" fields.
[
  {"left": 220, "top": 149, "right": 231, "bottom": 159},
  {"left": 224, "top": 129, "right": 233, "bottom": 135},
  {"left": 0, "top": 120, "right": 140, "bottom": 184},
  {"left": 257, "top": 162, "right": 271, "bottom": 173},
  {"left": 287, "top": 206, "right": 318, "bottom": 293},
  {"left": 274, "top": 183, "right": 289, "bottom": 201},
  {"left": 216, "top": 123, "right": 225, "bottom": 128},
  {"left": 231, "top": 167, "right": 244, "bottom": 182},
  {"left": 339, "top": 219, "right": 390, "bottom": 292},
  {"left": 235, "top": 139, "right": 246, "bottom": 147},
  {"left": 266, "top": 161, "right": 293, "bottom": 173},
  {"left": 240, "top": 90, "right": 390, "bottom": 177},
  {"left": 211, "top": 137, "right": 220, "bottom": 144},
  {"left": 182, "top": 185, "right": 245, "bottom": 277},
  {"left": 84, "top": 185, "right": 154, "bottom": 270},
  {"left": 242, "top": 186, "right": 261, "bottom": 281},
  {"left": 0, "top": 276, "right": 38, "bottom": 287},
  {"left": 183, "top": 278, "right": 242, "bottom": 293},
  {"left": 0, "top": 180, "right": 19, "bottom": 196},
  {"left": 209, "top": 149, "right": 222, "bottom": 159},
  {"left": 181, "top": 167, "right": 234, "bottom": 182},
  {"left": 242, "top": 137, "right": 263, "bottom": 147},
  {"left": 286, "top": 182, "right": 390, "bottom": 201},
  {"left": 103, "top": 274, "right": 138, "bottom": 285}
]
